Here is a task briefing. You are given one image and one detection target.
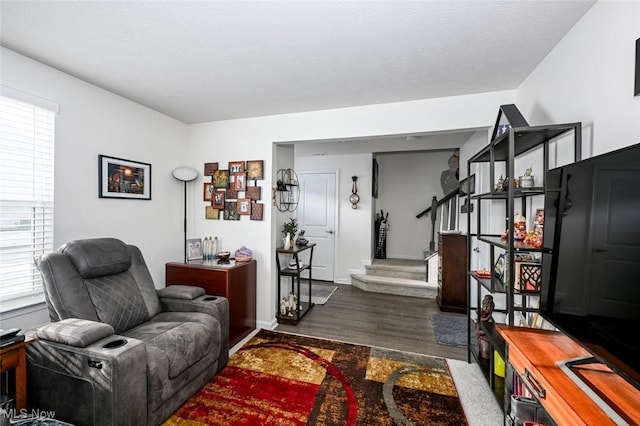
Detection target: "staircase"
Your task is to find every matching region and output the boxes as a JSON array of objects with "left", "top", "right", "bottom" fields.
[
  {"left": 353, "top": 184, "right": 460, "bottom": 299},
  {"left": 350, "top": 254, "right": 439, "bottom": 299}
]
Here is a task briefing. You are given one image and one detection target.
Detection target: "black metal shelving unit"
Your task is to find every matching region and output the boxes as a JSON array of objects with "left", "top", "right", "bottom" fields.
[
  {"left": 465, "top": 119, "right": 582, "bottom": 410},
  {"left": 275, "top": 243, "right": 316, "bottom": 325}
]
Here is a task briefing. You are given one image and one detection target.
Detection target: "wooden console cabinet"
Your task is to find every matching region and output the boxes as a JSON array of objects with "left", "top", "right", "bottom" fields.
[
  {"left": 166, "top": 260, "right": 256, "bottom": 347},
  {"left": 497, "top": 325, "right": 640, "bottom": 425},
  {"left": 0, "top": 338, "right": 31, "bottom": 410},
  {"left": 437, "top": 232, "right": 467, "bottom": 313}
]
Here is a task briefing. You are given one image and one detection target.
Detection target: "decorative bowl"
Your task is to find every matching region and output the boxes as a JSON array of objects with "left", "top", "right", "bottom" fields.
[{"left": 216, "top": 251, "right": 231, "bottom": 261}]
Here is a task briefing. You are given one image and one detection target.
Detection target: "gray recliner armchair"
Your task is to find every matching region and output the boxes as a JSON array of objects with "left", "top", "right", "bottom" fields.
[{"left": 28, "top": 238, "right": 229, "bottom": 426}]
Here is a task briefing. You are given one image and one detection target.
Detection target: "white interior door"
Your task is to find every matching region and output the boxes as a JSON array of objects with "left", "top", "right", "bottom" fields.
[{"left": 297, "top": 171, "right": 336, "bottom": 282}]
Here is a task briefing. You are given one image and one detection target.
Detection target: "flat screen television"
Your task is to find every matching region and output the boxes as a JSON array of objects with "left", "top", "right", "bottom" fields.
[{"left": 540, "top": 142, "right": 640, "bottom": 393}]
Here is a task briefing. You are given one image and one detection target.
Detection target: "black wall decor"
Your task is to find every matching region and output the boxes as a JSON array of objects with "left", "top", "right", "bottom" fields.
[{"left": 635, "top": 38, "right": 639, "bottom": 96}]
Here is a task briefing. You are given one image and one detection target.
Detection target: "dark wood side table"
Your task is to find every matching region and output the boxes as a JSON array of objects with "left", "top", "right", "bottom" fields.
[
  {"left": 437, "top": 232, "right": 467, "bottom": 313},
  {"left": 1, "top": 338, "right": 32, "bottom": 410},
  {"left": 275, "top": 243, "right": 315, "bottom": 325},
  {"left": 165, "top": 259, "right": 256, "bottom": 347}
]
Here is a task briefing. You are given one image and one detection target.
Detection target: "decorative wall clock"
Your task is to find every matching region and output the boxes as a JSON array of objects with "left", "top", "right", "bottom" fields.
[{"left": 349, "top": 175, "right": 360, "bottom": 209}]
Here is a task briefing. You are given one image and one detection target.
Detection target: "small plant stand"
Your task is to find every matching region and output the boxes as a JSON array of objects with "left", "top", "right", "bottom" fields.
[{"left": 275, "top": 243, "right": 316, "bottom": 325}]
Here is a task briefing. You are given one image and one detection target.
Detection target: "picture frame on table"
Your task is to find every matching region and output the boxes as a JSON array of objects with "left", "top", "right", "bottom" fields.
[
  {"left": 98, "top": 155, "right": 151, "bottom": 200},
  {"left": 186, "top": 238, "right": 203, "bottom": 261}
]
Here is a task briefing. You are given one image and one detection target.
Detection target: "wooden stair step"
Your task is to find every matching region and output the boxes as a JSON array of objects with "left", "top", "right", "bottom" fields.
[{"left": 350, "top": 273, "right": 437, "bottom": 299}]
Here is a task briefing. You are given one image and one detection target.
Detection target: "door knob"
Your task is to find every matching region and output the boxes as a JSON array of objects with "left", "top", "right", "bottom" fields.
[{"left": 326, "top": 230, "right": 334, "bottom": 234}]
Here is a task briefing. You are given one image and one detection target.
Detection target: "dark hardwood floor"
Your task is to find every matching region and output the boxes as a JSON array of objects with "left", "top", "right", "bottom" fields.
[{"left": 275, "top": 282, "right": 467, "bottom": 361}]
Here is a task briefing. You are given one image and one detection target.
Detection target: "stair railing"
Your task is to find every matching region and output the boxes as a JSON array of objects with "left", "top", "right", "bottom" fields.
[{"left": 416, "top": 188, "right": 460, "bottom": 253}]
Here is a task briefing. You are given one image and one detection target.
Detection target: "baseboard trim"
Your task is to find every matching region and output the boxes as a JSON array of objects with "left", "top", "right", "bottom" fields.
[{"left": 257, "top": 318, "right": 278, "bottom": 331}]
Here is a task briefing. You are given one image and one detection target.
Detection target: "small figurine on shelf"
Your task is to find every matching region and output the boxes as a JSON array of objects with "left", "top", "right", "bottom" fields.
[
  {"left": 280, "top": 297, "right": 289, "bottom": 316},
  {"left": 288, "top": 292, "right": 297, "bottom": 312},
  {"left": 475, "top": 294, "right": 495, "bottom": 359},
  {"left": 513, "top": 212, "right": 527, "bottom": 241},
  {"left": 520, "top": 165, "right": 534, "bottom": 188},
  {"left": 296, "top": 230, "right": 308, "bottom": 246},
  {"left": 478, "top": 295, "right": 495, "bottom": 323}
]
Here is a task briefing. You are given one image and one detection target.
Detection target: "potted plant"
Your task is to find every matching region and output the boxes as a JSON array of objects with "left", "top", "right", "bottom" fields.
[{"left": 282, "top": 218, "right": 298, "bottom": 246}]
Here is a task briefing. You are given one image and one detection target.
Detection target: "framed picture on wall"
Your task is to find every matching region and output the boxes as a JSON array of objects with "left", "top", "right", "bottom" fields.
[
  {"left": 225, "top": 186, "right": 237, "bottom": 200},
  {"left": 635, "top": 38, "right": 639, "bottom": 96},
  {"left": 205, "top": 206, "right": 219, "bottom": 220},
  {"left": 213, "top": 170, "right": 229, "bottom": 188},
  {"left": 233, "top": 172, "right": 247, "bottom": 191},
  {"left": 236, "top": 198, "right": 251, "bottom": 215},
  {"left": 204, "top": 162, "right": 218, "bottom": 176},
  {"left": 99, "top": 155, "right": 151, "bottom": 200},
  {"left": 251, "top": 203, "right": 264, "bottom": 221},
  {"left": 203, "top": 183, "right": 214, "bottom": 201},
  {"left": 228, "top": 161, "right": 245, "bottom": 173},
  {"left": 212, "top": 190, "right": 225, "bottom": 209},
  {"left": 246, "top": 160, "right": 264, "bottom": 180},
  {"left": 246, "top": 185, "right": 261, "bottom": 200},
  {"left": 372, "top": 158, "right": 379, "bottom": 198}
]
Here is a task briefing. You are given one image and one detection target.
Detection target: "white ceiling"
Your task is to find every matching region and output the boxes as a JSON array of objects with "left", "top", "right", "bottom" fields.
[{"left": 0, "top": 1, "right": 595, "bottom": 125}]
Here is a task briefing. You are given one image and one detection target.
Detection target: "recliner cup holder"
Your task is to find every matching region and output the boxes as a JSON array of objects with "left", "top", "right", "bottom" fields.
[
  {"left": 102, "top": 339, "right": 127, "bottom": 349},
  {"left": 202, "top": 296, "right": 218, "bottom": 301}
]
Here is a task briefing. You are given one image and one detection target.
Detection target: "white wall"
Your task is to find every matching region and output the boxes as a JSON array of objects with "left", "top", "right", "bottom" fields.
[
  {"left": 1, "top": 48, "right": 188, "bottom": 328},
  {"left": 295, "top": 153, "right": 373, "bottom": 282},
  {"left": 517, "top": 1, "right": 640, "bottom": 159},
  {"left": 374, "top": 150, "right": 454, "bottom": 259}
]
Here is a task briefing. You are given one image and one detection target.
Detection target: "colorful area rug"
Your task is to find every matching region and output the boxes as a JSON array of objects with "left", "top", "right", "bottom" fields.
[{"left": 163, "top": 329, "right": 467, "bottom": 425}]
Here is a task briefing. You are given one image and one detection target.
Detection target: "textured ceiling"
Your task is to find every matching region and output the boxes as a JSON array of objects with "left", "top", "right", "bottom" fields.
[{"left": 1, "top": 1, "right": 595, "bottom": 124}]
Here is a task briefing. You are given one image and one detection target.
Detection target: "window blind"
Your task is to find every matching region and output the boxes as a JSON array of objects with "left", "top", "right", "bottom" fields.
[{"left": 0, "top": 95, "right": 55, "bottom": 304}]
